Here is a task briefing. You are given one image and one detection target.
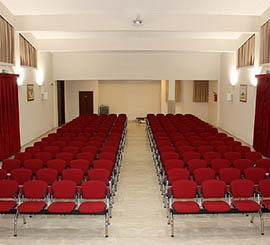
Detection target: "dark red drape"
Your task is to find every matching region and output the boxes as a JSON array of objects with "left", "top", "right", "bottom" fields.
[
  {"left": 0, "top": 73, "right": 21, "bottom": 160},
  {"left": 253, "top": 74, "right": 270, "bottom": 157}
]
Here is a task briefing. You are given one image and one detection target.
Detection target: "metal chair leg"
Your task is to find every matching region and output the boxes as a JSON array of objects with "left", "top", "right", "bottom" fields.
[
  {"left": 105, "top": 212, "right": 109, "bottom": 238},
  {"left": 14, "top": 210, "right": 19, "bottom": 237},
  {"left": 250, "top": 213, "right": 254, "bottom": 223},
  {"left": 170, "top": 212, "right": 174, "bottom": 237},
  {"left": 259, "top": 210, "right": 264, "bottom": 235}
]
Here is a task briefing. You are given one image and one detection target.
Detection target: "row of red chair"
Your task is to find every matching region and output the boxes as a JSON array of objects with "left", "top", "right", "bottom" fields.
[
  {"left": 0, "top": 114, "right": 127, "bottom": 237},
  {"left": 146, "top": 113, "right": 268, "bottom": 236}
]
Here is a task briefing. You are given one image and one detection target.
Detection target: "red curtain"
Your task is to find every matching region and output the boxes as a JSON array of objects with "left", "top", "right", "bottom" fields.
[
  {"left": 253, "top": 75, "right": 270, "bottom": 157},
  {"left": 0, "top": 73, "right": 21, "bottom": 160}
]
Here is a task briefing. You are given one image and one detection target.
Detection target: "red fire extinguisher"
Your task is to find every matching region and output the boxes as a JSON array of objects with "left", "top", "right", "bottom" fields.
[{"left": 213, "top": 92, "right": 217, "bottom": 102}]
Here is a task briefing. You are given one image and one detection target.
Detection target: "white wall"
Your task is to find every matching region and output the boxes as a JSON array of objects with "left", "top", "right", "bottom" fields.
[
  {"left": 53, "top": 52, "right": 220, "bottom": 81},
  {"left": 99, "top": 80, "right": 161, "bottom": 120},
  {"left": 65, "top": 80, "right": 99, "bottom": 122},
  {"left": 175, "top": 80, "right": 209, "bottom": 121},
  {"left": 208, "top": 80, "right": 218, "bottom": 126},
  {"left": 18, "top": 52, "right": 54, "bottom": 146}
]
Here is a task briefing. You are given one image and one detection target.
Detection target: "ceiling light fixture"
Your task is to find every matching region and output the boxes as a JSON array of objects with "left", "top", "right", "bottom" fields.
[{"left": 133, "top": 14, "right": 144, "bottom": 27}]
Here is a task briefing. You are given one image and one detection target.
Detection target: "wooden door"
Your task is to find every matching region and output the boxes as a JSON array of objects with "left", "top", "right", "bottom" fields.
[
  {"left": 57, "top": 80, "right": 65, "bottom": 126},
  {"left": 79, "top": 91, "right": 93, "bottom": 115}
]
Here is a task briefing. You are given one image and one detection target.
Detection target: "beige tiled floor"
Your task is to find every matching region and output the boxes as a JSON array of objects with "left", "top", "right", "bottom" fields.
[{"left": 0, "top": 121, "right": 270, "bottom": 244}]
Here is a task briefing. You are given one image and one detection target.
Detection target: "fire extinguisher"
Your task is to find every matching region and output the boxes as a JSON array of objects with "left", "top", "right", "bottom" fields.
[{"left": 213, "top": 92, "right": 217, "bottom": 102}]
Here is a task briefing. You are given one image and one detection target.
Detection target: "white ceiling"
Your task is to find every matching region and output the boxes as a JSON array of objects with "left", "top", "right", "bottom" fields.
[{"left": 1, "top": 0, "right": 270, "bottom": 52}]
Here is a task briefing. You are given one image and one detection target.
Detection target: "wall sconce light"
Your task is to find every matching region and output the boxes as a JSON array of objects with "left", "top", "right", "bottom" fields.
[
  {"left": 230, "top": 68, "right": 238, "bottom": 86},
  {"left": 36, "top": 69, "right": 44, "bottom": 86}
]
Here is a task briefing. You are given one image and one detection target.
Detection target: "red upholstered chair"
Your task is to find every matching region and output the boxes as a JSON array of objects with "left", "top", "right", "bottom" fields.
[
  {"left": 182, "top": 152, "right": 201, "bottom": 164},
  {"left": 43, "top": 146, "right": 61, "bottom": 158},
  {"left": 234, "top": 145, "right": 251, "bottom": 157},
  {"left": 192, "top": 140, "right": 209, "bottom": 149},
  {"left": 233, "top": 159, "right": 253, "bottom": 173},
  {"left": 62, "top": 146, "right": 80, "bottom": 155},
  {"left": 203, "top": 152, "right": 222, "bottom": 165},
  {"left": 224, "top": 152, "right": 242, "bottom": 164},
  {"left": 79, "top": 180, "right": 107, "bottom": 214},
  {"left": 101, "top": 146, "right": 119, "bottom": 154},
  {"left": 219, "top": 168, "right": 241, "bottom": 185},
  {"left": 0, "top": 180, "right": 18, "bottom": 212},
  {"left": 14, "top": 152, "right": 32, "bottom": 164},
  {"left": 159, "top": 145, "right": 176, "bottom": 153},
  {"left": 210, "top": 159, "right": 231, "bottom": 173},
  {"left": 76, "top": 152, "right": 96, "bottom": 166},
  {"left": 2, "top": 159, "right": 21, "bottom": 173},
  {"left": 34, "top": 141, "right": 48, "bottom": 151},
  {"left": 175, "top": 140, "right": 191, "bottom": 147},
  {"left": 163, "top": 159, "right": 185, "bottom": 173},
  {"left": 11, "top": 168, "right": 32, "bottom": 185},
  {"left": 62, "top": 168, "right": 84, "bottom": 186},
  {"left": 36, "top": 168, "right": 58, "bottom": 185},
  {"left": 227, "top": 140, "right": 241, "bottom": 149},
  {"left": 245, "top": 152, "right": 262, "bottom": 164},
  {"left": 176, "top": 146, "right": 195, "bottom": 158},
  {"left": 24, "top": 159, "right": 43, "bottom": 174},
  {"left": 256, "top": 159, "right": 270, "bottom": 174},
  {"left": 17, "top": 180, "right": 48, "bottom": 213},
  {"left": 171, "top": 180, "right": 200, "bottom": 213},
  {"left": 160, "top": 152, "right": 179, "bottom": 163},
  {"left": 55, "top": 152, "right": 74, "bottom": 165},
  {"left": 81, "top": 146, "right": 99, "bottom": 155},
  {"left": 259, "top": 179, "right": 270, "bottom": 210},
  {"left": 34, "top": 152, "right": 53, "bottom": 164},
  {"left": 167, "top": 168, "right": 190, "bottom": 185},
  {"left": 244, "top": 167, "right": 265, "bottom": 184},
  {"left": 186, "top": 159, "right": 207, "bottom": 174},
  {"left": 46, "top": 159, "right": 67, "bottom": 174},
  {"left": 93, "top": 160, "right": 114, "bottom": 173},
  {"left": 50, "top": 140, "right": 67, "bottom": 149},
  {"left": 197, "top": 145, "right": 214, "bottom": 155},
  {"left": 231, "top": 179, "right": 263, "bottom": 234},
  {"left": 69, "top": 140, "right": 85, "bottom": 149},
  {"left": 88, "top": 169, "right": 111, "bottom": 185},
  {"left": 48, "top": 180, "right": 76, "bottom": 213},
  {"left": 193, "top": 168, "right": 216, "bottom": 185},
  {"left": 216, "top": 145, "right": 233, "bottom": 157},
  {"left": 25, "top": 146, "right": 40, "bottom": 155},
  {"left": 0, "top": 169, "right": 7, "bottom": 180},
  {"left": 98, "top": 152, "right": 116, "bottom": 162},
  {"left": 209, "top": 140, "right": 224, "bottom": 150},
  {"left": 202, "top": 180, "right": 231, "bottom": 212},
  {"left": 70, "top": 159, "right": 91, "bottom": 174}
]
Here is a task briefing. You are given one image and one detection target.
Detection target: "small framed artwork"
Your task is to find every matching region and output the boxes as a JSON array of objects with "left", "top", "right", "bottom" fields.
[
  {"left": 27, "top": 84, "right": 34, "bottom": 101},
  {"left": 239, "top": 84, "right": 247, "bottom": 103}
]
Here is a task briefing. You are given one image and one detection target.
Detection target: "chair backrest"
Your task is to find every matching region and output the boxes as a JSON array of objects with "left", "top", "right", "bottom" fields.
[
  {"left": 76, "top": 152, "right": 96, "bottom": 163},
  {"left": 25, "top": 146, "right": 40, "bottom": 155},
  {"left": 203, "top": 152, "right": 222, "bottom": 165},
  {"left": 183, "top": 151, "right": 201, "bottom": 164},
  {"left": 176, "top": 146, "right": 195, "bottom": 157},
  {"left": 52, "top": 180, "right": 77, "bottom": 199},
  {"left": 2, "top": 159, "right": 21, "bottom": 173},
  {"left": 81, "top": 145, "right": 99, "bottom": 154},
  {"left": 23, "top": 180, "right": 48, "bottom": 199},
  {"left": 259, "top": 179, "right": 270, "bottom": 198},
  {"left": 55, "top": 152, "right": 74, "bottom": 164},
  {"left": 167, "top": 168, "right": 190, "bottom": 184},
  {"left": 210, "top": 159, "right": 231, "bottom": 173},
  {"left": 244, "top": 167, "right": 265, "bottom": 183},
  {"left": 256, "top": 159, "right": 270, "bottom": 173},
  {"left": 81, "top": 180, "right": 106, "bottom": 199},
  {"left": 233, "top": 159, "right": 253, "bottom": 173},
  {"left": 70, "top": 159, "right": 90, "bottom": 173},
  {"left": 245, "top": 151, "right": 262, "bottom": 163},
  {"left": 197, "top": 145, "right": 214, "bottom": 155},
  {"left": 14, "top": 152, "right": 32, "bottom": 164},
  {"left": 34, "top": 152, "right": 53, "bottom": 163},
  {"left": 36, "top": 168, "right": 58, "bottom": 185},
  {"left": 216, "top": 145, "right": 233, "bottom": 156},
  {"left": 160, "top": 152, "right": 179, "bottom": 162},
  {"left": 224, "top": 152, "right": 242, "bottom": 164},
  {"left": 0, "top": 169, "right": 7, "bottom": 180},
  {"left": 0, "top": 180, "right": 18, "bottom": 198},
  {"left": 93, "top": 159, "right": 114, "bottom": 172},
  {"left": 98, "top": 152, "right": 116, "bottom": 161},
  {"left": 231, "top": 179, "right": 255, "bottom": 198},
  {"left": 24, "top": 159, "right": 43, "bottom": 173},
  {"left": 11, "top": 168, "right": 32, "bottom": 185},
  {"left": 186, "top": 159, "right": 207, "bottom": 174},
  {"left": 46, "top": 159, "right": 67, "bottom": 174},
  {"left": 219, "top": 168, "right": 241, "bottom": 184},
  {"left": 202, "top": 180, "right": 226, "bottom": 198},
  {"left": 193, "top": 168, "right": 216, "bottom": 185},
  {"left": 62, "top": 168, "right": 84, "bottom": 185},
  {"left": 163, "top": 159, "right": 185, "bottom": 172},
  {"left": 172, "top": 180, "right": 197, "bottom": 199},
  {"left": 234, "top": 145, "right": 251, "bottom": 157},
  {"left": 88, "top": 169, "right": 110, "bottom": 184},
  {"left": 43, "top": 146, "right": 61, "bottom": 157},
  {"left": 62, "top": 146, "right": 80, "bottom": 154}
]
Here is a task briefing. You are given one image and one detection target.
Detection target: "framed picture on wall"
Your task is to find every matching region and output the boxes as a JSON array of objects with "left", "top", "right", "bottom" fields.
[
  {"left": 239, "top": 84, "right": 247, "bottom": 102},
  {"left": 27, "top": 84, "right": 34, "bottom": 101}
]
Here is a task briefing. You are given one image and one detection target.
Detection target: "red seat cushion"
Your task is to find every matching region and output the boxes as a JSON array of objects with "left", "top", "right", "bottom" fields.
[
  {"left": 203, "top": 201, "right": 231, "bottom": 212},
  {"left": 48, "top": 202, "right": 75, "bottom": 213},
  {"left": 232, "top": 200, "right": 260, "bottom": 212},
  {"left": 0, "top": 201, "right": 17, "bottom": 212},
  {"left": 18, "top": 201, "right": 46, "bottom": 213},
  {"left": 79, "top": 202, "right": 106, "bottom": 213},
  {"left": 262, "top": 200, "right": 270, "bottom": 210},
  {"left": 173, "top": 201, "right": 200, "bottom": 213}
]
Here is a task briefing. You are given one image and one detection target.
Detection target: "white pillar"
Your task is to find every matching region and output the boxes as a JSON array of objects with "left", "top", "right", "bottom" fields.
[{"left": 168, "top": 79, "right": 176, "bottom": 114}]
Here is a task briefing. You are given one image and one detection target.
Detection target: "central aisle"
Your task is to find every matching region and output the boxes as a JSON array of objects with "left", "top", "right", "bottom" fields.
[{"left": 111, "top": 121, "right": 168, "bottom": 240}]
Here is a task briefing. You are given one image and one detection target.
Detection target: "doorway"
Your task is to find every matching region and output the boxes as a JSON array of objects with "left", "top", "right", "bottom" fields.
[
  {"left": 57, "top": 80, "right": 65, "bottom": 126},
  {"left": 79, "top": 91, "right": 94, "bottom": 115}
]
